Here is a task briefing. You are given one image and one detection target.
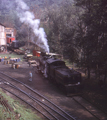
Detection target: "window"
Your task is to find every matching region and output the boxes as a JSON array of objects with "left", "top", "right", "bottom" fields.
[{"left": 6, "top": 34, "right": 11, "bottom": 37}]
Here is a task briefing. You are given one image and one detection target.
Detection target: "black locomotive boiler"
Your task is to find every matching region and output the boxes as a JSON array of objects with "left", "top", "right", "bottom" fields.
[{"left": 38, "top": 53, "right": 83, "bottom": 94}]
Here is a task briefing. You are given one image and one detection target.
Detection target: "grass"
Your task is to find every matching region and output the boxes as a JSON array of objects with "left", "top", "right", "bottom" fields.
[
  {"left": 0, "top": 89, "right": 42, "bottom": 120},
  {"left": 64, "top": 59, "right": 73, "bottom": 68}
]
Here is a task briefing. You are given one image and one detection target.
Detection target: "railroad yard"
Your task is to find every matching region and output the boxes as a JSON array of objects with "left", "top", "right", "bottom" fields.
[
  {"left": 0, "top": 0, "right": 107, "bottom": 120},
  {"left": 0, "top": 52, "right": 106, "bottom": 120}
]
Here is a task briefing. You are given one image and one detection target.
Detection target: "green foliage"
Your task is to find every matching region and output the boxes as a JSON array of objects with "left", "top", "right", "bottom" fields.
[
  {"left": 43, "top": 1, "right": 81, "bottom": 62},
  {"left": 74, "top": 0, "right": 107, "bottom": 79}
]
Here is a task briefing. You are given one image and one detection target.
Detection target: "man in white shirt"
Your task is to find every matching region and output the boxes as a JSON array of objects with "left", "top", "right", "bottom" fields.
[{"left": 29, "top": 71, "right": 32, "bottom": 81}]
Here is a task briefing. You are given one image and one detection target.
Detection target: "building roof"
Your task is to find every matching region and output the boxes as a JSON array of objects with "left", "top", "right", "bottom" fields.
[{"left": 0, "top": 23, "right": 6, "bottom": 27}]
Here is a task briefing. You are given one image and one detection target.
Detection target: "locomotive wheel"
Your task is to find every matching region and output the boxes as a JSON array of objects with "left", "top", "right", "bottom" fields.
[
  {"left": 53, "top": 79, "right": 57, "bottom": 85},
  {"left": 47, "top": 75, "right": 51, "bottom": 81},
  {"left": 47, "top": 74, "right": 51, "bottom": 80},
  {"left": 47, "top": 76, "right": 57, "bottom": 85},
  {"left": 59, "top": 84, "right": 67, "bottom": 95}
]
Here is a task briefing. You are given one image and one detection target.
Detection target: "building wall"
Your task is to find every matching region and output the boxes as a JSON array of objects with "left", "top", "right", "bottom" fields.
[{"left": 0, "top": 25, "right": 6, "bottom": 45}]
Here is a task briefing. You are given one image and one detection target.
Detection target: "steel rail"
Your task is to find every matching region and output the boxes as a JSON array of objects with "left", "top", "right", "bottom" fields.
[
  {"left": 72, "top": 97, "right": 101, "bottom": 120},
  {"left": 9, "top": 85, "right": 67, "bottom": 120},
  {"left": 0, "top": 87, "right": 51, "bottom": 120},
  {"left": 0, "top": 71, "right": 76, "bottom": 120},
  {"left": 0, "top": 76, "right": 70, "bottom": 120},
  {"left": 4, "top": 82, "right": 59, "bottom": 120}
]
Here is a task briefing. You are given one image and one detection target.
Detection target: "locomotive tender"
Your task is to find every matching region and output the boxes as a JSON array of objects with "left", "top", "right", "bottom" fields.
[{"left": 38, "top": 52, "right": 82, "bottom": 94}]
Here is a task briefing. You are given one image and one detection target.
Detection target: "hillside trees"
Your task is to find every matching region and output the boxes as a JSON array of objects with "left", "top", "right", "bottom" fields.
[
  {"left": 43, "top": 0, "right": 107, "bottom": 81},
  {"left": 74, "top": 0, "right": 107, "bottom": 80},
  {"left": 43, "top": 1, "right": 81, "bottom": 61}
]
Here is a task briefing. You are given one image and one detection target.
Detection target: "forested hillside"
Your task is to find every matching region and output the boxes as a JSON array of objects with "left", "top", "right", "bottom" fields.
[
  {"left": 0, "top": 0, "right": 70, "bottom": 13},
  {"left": 0, "top": 0, "right": 68, "bottom": 26}
]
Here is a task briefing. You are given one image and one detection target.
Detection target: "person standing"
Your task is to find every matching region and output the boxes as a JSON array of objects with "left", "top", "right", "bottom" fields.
[{"left": 29, "top": 71, "right": 32, "bottom": 81}]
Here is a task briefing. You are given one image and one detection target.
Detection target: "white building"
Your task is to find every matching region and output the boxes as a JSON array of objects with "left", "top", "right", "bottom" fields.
[
  {"left": 0, "top": 23, "right": 15, "bottom": 52},
  {"left": 0, "top": 23, "right": 6, "bottom": 46}
]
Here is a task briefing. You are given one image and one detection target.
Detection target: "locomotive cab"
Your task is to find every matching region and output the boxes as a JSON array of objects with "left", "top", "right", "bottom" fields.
[{"left": 46, "top": 58, "right": 65, "bottom": 80}]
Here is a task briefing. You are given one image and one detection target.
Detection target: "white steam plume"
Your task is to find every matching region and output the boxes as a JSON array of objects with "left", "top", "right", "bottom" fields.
[{"left": 15, "top": 0, "right": 49, "bottom": 53}]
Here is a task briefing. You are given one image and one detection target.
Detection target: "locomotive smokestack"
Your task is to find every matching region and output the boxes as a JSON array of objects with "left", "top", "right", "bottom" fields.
[{"left": 15, "top": 0, "right": 49, "bottom": 53}]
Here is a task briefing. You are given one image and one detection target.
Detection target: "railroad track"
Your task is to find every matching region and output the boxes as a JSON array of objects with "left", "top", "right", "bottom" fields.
[
  {"left": 0, "top": 71, "right": 76, "bottom": 120},
  {"left": 72, "top": 96, "right": 107, "bottom": 120}
]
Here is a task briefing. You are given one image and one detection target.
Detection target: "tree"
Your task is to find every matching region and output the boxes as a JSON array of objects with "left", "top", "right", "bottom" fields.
[
  {"left": 43, "top": 1, "right": 81, "bottom": 62},
  {"left": 74, "top": 0, "right": 107, "bottom": 80}
]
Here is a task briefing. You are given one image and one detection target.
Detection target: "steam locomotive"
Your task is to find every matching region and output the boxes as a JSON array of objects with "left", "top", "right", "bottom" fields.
[{"left": 38, "top": 52, "right": 83, "bottom": 94}]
